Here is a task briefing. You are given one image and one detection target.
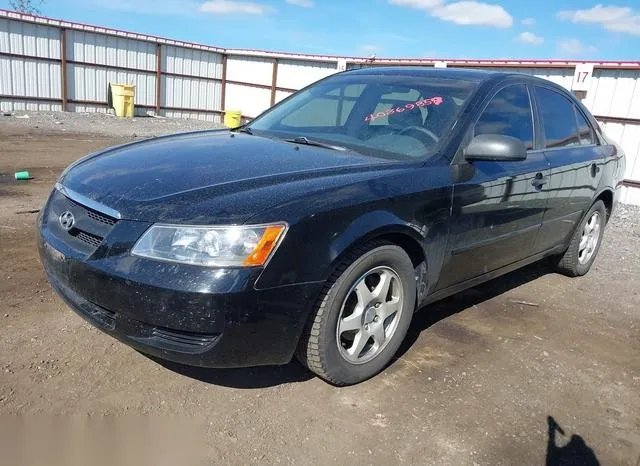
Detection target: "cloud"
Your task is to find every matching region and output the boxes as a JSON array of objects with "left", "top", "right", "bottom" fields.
[
  {"left": 359, "top": 44, "right": 379, "bottom": 53},
  {"left": 286, "top": 0, "right": 314, "bottom": 6},
  {"left": 389, "top": 0, "right": 513, "bottom": 28},
  {"left": 557, "top": 38, "right": 598, "bottom": 57},
  {"left": 388, "top": 0, "right": 443, "bottom": 10},
  {"left": 522, "top": 17, "right": 535, "bottom": 26},
  {"left": 431, "top": 2, "right": 512, "bottom": 28},
  {"left": 516, "top": 31, "right": 543, "bottom": 45},
  {"left": 557, "top": 4, "right": 640, "bottom": 36},
  {"left": 199, "top": 0, "right": 271, "bottom": 14}
]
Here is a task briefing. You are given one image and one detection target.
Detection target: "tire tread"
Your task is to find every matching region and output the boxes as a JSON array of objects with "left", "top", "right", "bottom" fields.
[
  {"left": 295, "top": 239, "right": 394, "bottom": 385},
  {"left": 554, "top": 200, "right": 606, "bottom": 277}
]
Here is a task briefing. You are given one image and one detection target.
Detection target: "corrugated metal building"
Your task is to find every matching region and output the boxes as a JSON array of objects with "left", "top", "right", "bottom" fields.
[{"left": 1, "top": 9, "right": 639, "bottom": 204}]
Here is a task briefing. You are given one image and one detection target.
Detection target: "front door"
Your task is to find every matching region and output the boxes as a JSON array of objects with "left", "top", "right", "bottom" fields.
[{"left": 437, "top": 83, "right": 550, "bottom": 290}]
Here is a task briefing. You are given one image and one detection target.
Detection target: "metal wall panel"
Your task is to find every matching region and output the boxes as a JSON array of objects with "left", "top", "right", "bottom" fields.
[
  {"left": 163, "top": 45, "right": 223, "bottom": 79},
  {"left": 63, "top": 30, "right": 156, "bottom": 116},
  {"left": 276, "top": 59, "right": 336, "bottom": 90},
  {"left": 584, "top": 69, "right": 640, "bottom": 120},
  {"left": 161, "top": 45, "right": 222, "bottom": 114},
  {"left": 225, "top": 83, "right": 271, "bottom": 118},
  {"left": 68, "top": 64, "right": 156, "bottom": 107},
  {"left": 0, "top": 17, "right": 61, "bottom": 111},
  {"left": 226, "top": 55, "right": 273, "bottom": 86},
  {"left": 66, "top": 30, "right": 156, "bottom": 71},
  {"left": 599, "top": 120, "right": 640, "bottom": 205},
  {"left": 0, "top": 17, "right": 60, "bottom": 58},
  {"left": 0, "top": 57, "right": 60, "bottom": 96},
  {"left": 162, "top": 75, "right": 221, "bottom": 112}
]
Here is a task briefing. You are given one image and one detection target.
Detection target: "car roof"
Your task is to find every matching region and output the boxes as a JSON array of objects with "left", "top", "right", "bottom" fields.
[{"left": 343, "top": 66, "right": 537, "bottom": 84}]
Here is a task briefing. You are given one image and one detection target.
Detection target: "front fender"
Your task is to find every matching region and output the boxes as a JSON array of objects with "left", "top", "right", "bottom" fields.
[
  {"left": 328, "top": 210, "right": 426, "bottom": 266},
  {"left": 253, "top": 165, "right": 452, "bottom": 291},
  {"left": 256, "top": 197, "right": 451, "bottom": 295}
]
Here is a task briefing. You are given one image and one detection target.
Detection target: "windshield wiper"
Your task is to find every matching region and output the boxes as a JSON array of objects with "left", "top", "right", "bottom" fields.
[
  {"left": 283, "top": 136, "right": 347, "bottom": 151},
  {"left": 231, "top": 126, "right": 253, "bottom": 135}
]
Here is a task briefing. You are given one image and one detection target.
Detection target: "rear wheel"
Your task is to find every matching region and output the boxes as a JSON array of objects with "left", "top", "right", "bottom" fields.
[
  {"left": 554, "top": 200, "right": 606, "bottom": 277},
  {"left": 296, "top": 241, "right": 416, "bottom": 385}
]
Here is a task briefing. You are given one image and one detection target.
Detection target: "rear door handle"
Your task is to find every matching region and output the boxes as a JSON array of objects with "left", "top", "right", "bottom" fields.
[{"left": 531, "top": 173, "right": 547, "bottom": 189}]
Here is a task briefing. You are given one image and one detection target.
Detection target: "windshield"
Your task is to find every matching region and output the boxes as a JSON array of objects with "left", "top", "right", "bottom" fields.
[{"left": 248, "top": 72, "right": 478, "bottom": 160}]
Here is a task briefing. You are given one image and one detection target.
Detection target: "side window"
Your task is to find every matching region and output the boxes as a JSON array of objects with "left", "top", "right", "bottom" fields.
[
  {"left": 575, "top": 107, "right": 595, "bottom": 145},
  {"left": 474, "top": 84, "right": 534, "bottom": 150},
  {"left": 535, "top": 87, "right": 580, "bottom": 148},
  {"left": 281, "top": 84, "right": 365, "bottom": 127}
]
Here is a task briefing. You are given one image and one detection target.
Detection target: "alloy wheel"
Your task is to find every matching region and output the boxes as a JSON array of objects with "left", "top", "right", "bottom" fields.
[
  {"left": 578, "top": 211, "right": 601, "bottom": 264},
  {"left": 336, "top": 266, "right": 405, "bottom": 365}
]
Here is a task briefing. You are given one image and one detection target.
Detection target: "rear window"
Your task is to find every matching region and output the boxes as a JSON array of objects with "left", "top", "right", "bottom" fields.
[
  {"left": 249, "top": 73, "right": 479, "bottom": 160},
  {"left": 535, "top": 87, "right": 580, "bottom": 149}
]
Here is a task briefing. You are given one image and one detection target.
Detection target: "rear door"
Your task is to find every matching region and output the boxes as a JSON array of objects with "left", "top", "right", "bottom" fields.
[
  {"left": 437, "top": 83, "right": 550, "bottom": 289},
  {"left": 532, "top": 86, "right": 604, "bottom": 252}
]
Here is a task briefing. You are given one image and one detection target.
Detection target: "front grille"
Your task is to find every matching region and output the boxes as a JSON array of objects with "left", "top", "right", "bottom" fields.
[
  {"left": 75, "top": 231, "right": 104, "bottom": 248},
  {"left": 86, "top": 209, "right": 117, "bottom": 226},
  {"left": 47, "top": 189, "right": 119, "bottom": 255}
]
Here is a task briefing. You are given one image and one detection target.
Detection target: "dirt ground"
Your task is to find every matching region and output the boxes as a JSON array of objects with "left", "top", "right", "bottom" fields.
[{"left": 1, "top": 121, "right": 639, "bottom": 465}]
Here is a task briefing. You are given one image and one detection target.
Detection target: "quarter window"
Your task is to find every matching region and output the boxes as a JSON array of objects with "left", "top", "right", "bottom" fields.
[
  {"left": 535, "top": 87, "right": 580, "bottom": 148},
  {"left": 575, "top": 107, "right": 595, "bottom": 145},
  {"left": 474, "top": 85, "right": 534, "bottom": 150}
]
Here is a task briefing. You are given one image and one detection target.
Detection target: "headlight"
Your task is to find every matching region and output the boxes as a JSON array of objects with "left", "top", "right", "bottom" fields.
[{"left": 131, "top": 223, "right": 287, "bottom": 267}]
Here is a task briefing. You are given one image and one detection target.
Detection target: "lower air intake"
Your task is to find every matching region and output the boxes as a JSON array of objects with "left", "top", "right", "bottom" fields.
[{"left": 150, "top": 328, "right": 219, "bottom": 353}]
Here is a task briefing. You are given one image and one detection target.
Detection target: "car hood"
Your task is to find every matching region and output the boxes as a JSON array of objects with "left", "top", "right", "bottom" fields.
[{"left": 60, "top": 130, "right": 394, "bottom": 224}]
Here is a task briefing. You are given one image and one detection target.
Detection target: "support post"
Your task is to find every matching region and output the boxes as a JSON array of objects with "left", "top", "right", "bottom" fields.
[
  {"left": 155, "top": 43, "right": 162, "bottom": 115},
  {"left": 60, "top": 28, "right": 68, "bottom": 111},
  {"left": 220, "top": 54, "right": 228, "bottom": 115},
  {"left": 270, "top": 58, "right": 278, "bottom": 106}
]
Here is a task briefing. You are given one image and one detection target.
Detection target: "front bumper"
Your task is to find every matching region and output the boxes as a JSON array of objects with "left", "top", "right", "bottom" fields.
[{"left": 37, "top": 213, "right": 323, "bottom": 368}]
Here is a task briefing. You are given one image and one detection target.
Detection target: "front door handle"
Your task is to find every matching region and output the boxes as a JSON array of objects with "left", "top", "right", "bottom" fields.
[{"left": 531, "top": 173, "right": 547, "bottom": 189}]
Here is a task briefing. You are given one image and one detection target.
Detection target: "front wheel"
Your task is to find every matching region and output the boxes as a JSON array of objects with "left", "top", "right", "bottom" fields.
[
  {"left": 296, "top": 241, "right": 416, "bottom": 385},
  {"left": 553, "top": 200, "right": 607, "bottom": 277}
]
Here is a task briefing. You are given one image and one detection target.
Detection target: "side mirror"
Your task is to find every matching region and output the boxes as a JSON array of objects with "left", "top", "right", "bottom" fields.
[{"left": 464, "top": 134, "right": 527, "bottom": 162}]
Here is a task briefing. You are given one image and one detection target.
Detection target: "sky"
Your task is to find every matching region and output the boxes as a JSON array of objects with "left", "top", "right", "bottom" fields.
[{"left": 2, "top": 0, "right": 639, "bottom": 60}]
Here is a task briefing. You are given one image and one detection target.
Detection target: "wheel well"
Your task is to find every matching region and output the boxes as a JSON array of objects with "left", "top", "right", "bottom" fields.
[
  {"left": 596, "top": 190, "right": 613, "bottom": 221},
  {"left": 326, "top": 231, "right": 426, "bottom": 283},
  {"left": 377, "top": 232, "right": 425, "bottom": 268}
]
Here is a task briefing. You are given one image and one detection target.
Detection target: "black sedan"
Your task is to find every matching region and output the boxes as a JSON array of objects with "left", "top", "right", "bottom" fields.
[{"left": 38, "top": 67, "right": 626, "bottom": 385}]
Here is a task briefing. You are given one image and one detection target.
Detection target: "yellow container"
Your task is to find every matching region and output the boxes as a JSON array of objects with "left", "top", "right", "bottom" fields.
[
  {"left": 110, "top": 83, "right": 136, "bottom": 118},
  {"left": 224, "top": 110, "right": 242, "bottom": 129}
]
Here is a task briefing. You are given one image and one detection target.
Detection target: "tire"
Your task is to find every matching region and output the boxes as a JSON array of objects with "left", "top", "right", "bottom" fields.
[
  {"left": 554, "top": 200, "right": 607, "bottom": 277},
  {"left": 296, "top": 240, "right": 417, "bottom": 386}
]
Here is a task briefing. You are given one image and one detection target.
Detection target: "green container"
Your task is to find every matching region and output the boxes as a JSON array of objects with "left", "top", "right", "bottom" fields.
[{"left": 15, "top": 171, "right": 31, "bottom": 180}]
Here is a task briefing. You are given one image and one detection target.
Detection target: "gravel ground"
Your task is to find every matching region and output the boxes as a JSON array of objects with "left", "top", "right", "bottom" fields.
[
  {"left": 1, "top": 122, "right": 639, "bottom": 465},
  {"left": 0, "top": 110, "right": 222, "bottom": 138}
]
